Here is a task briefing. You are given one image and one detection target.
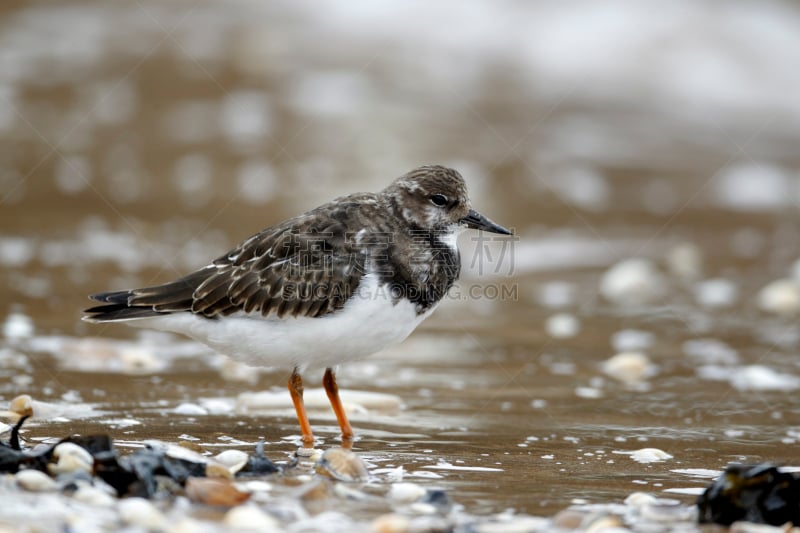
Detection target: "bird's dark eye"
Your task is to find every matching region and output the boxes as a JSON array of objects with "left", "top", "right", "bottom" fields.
[{"left": 430, "top": 194, "right": 448, "bottom": 207}]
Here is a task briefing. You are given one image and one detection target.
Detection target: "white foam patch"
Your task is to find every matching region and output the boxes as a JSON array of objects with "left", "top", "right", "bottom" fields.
[{"left": 422, "top": 460, "right": 503, "bottom": 472}]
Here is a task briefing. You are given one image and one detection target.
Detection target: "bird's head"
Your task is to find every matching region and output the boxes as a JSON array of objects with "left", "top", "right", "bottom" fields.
[{"left": 385, "top": 165, "right": 512, "bottom": 236}]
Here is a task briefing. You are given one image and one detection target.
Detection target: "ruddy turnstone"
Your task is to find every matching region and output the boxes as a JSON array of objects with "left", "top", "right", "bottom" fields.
[{"left": 84, "top": 165, "right": 512, "bottom": 445}]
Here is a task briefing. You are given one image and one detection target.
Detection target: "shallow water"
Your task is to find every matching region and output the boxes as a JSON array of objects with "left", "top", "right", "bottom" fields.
[{"left": 3, "top": 0, "right": 800, "bottom": 530}]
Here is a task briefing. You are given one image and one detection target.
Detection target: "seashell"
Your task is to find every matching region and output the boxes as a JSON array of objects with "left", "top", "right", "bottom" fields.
[
  {"left": 371, "top": 513, "right": 410, "bottom": 533},
  {"left": 600, "top": 258, "right": 666, "bottom": 306},
  {"left": 49, "top": 442, "right": 94, "bottom": 475},
  {"left": 185, "top": 476, "right": 250, "bottom": 507},
  {"left": 298, "top": 479, "right": 331, "bottom": 502},
  {"left": 552, "top": 510, "right": 585, "bottom": 529},
  {"left": 388, "top": 482, "right": 426, "bottom": 503},
  {"left": 173, "top": 403, "right": 208, "bottom": 416},
  {"left": 8, "top": 394, "right": 33, "bottom": 417},
  {"left": 666, "top": 242, "right": 703, "bottom": 281},
  {"left": 168, "top": 518, "right": 208, "bottom": 533},
  {"left": 315, "top": 448, "right": 368, "bottom": 482},
  {"left": 584, "top": 513, "right": 624, "bottom": 532},
  {"left": 205, "top": 462, "right": 234, "bottom": 480},
  {"left": 618, "top": 448, "right": 673, "bottom": 464},
  {"left": 694, "top": 278, "right": 738, "bottom": 309},
  {"left": 223, "top": 504, "right": 280, "bottom": 530},
  {"left": 16, "top": 469, "right": 57, "bottom": 492},
  {"left": 545, "top": 313, "right": 580, "bottom": 339},
  {"left": 72, "top": 484, "right": 116, "bottom": 507},
  {"left": 118, "top": 497, "right": 167, "bottom": 530},
  {"left": 214, "top": 450, "right": 249, "bottom": 474},
  {"left": 602, "top": 352, "right": 656, "bottom": 384},
  {"left": 757, "top": 279, "right": 800, "bottom": 316}
]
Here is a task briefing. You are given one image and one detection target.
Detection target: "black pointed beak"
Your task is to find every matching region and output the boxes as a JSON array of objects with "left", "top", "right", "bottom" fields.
[{"left": 461, "top": 209, "right": 513, "bottom": 235}]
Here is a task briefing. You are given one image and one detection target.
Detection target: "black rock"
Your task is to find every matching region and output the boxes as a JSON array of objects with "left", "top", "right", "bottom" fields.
[
  {"left": 237, "top": 441, "right": 280, "bottom": 477},
  {"left": 697, "top": 463, "right": 800, "bottom": 526}
]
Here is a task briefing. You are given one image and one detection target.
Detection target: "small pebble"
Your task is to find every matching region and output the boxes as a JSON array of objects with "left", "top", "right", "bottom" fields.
[
  {"left": 8, "top": 394, "right": 34, "bottom": 417},
  {"left": 316, "top": 448, "right": 368, "bottom": 482},
  {"left": 575, "top": 387, "right": 603, "bottom": 399},
  {"left": 624, "top": 448, "right": 673, "bottom": 463},
  {"left": 694, "top": 278, "right": 738, "bottom": 309},
  {"left": 611, "top": 329, "right": 655, "bottom": 352},
  {"left": 371, "top": 513, "right": 410, "bottom": 533},
  {"left": 118, "top": 497, "right": 167, "bottom": 531},
  {"left": 49, "top": 442, "right": 94, "bottom": 475},
  {"left": 205, "top": 462, "right": 235, "bottom": 480},
  {"left": 72, "top": 484, "right": 116, "bottom": 507},
  {"left": 602, "top": 352, "right": 656, "bottom": 384},
  {"left": 299, "top": 479, "right": 331, "bottom": 502},
  {"left": 584, "top": 513, "right": 625, "bottom": 532},
  {"left": 757, "top": 279, "right": 800, "bottom": 315},
  {"left": 2, "top": 312, "right": 34, "bottom": 341},
  {"left": 600, "top": 258, "right": 666, "bottom": 306},
  {"left": 730, "top": 365, "right": 800, "bottom": 392},
  {"left": 223, "top": 504, "right": 280, "bottom": 531},
  {"left": 545, "top": 313, "right": 580, "bottom": 339},
  {"left": 388, "top": 482, "right": 426, "bottom": 503},
  {"left": 16, "top": 469, "right": 58, "bottom": 492},
  {"left": 173, "top": 403, "right": 208, "bottom": 416},
  {"left": 185, "top": 477, "right": 251, "bottom": 506},
  {"left": 666, "top": 242, "right": 703, "bottom": 281},
  {"left": 213, "top": 450, "right": 249, "bottom": 475},
  {"left": 682, "top": 338, "right": 739, "bottom": 365}
]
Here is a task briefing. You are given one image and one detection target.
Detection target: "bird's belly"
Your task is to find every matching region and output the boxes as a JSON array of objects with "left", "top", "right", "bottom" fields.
[{"left": 131, "top": 274, "right": 434, "bottom": 370}]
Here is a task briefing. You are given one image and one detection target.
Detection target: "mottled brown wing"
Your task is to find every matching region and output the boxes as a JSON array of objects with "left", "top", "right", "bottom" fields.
[
  {"left": 189, "top": 219, "right": 367, "bottom": 318},
  {"left": 85, "top": 194, "right": 376, "bottom": 322}
]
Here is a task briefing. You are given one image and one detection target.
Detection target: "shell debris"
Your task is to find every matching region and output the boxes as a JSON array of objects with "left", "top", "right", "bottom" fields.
[{"left": 316, "top": 448, "right": 369, "bottom": 482}]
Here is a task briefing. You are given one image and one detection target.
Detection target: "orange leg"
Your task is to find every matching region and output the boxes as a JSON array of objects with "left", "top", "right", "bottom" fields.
[
  {"left": 288, "top": 367, "right": 314, "bottom": 445},
  {"left": 323, "top": 367, "right": 354, "bottom": 442}
]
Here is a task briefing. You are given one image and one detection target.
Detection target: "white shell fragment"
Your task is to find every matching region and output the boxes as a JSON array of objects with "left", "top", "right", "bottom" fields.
[
  {"left": 16, "top": 469, "right": 58, "bottom": 492},
  {"left": 730, "top": 365, "right": 800, "bottom": 392},
  {"left": 316, "top": 448, "right": 369, "bottom": 482},
  {"left": 371, "top": 513, "right": 411, "bottom": 533},
  {"left": 223, "top": 504, "right": 280, "bottom": 530},
  {"left": 615, "top": 448, "right": 673, "bottom": 463},
  {"left": 545, "top": 313, "right": 581, "bottom": 339},
  {"left": 388, "top": 482, "right": 427, "bottom": 503},
  {"left": 625, "top": 492, "right": 696, "bottom": 522},
  {"left": 173, "top": 403, "right": 209, "bottom": 416},
  {"left": 118, "top": 498, "right": 168, "bottom": 531},
  {"left": 757, "top": 278, "right": 800, "bottom": 315},
  {"left": 211, "top": 449, "right": 250, "bottom": 476},
  {"left": 49, "top": 442, "right": 94, "bottom": 475},
  {"left": 666, "top": 242, "right": 703, "bottom": 281},
  {"left": 602, "top": 352, "right": 657, "bottom": 384},
  {"left": 2, "top": 312, "right": 34, "bottom": 341},
  {"left": 694, "top": 278, "right": 738, "bottom": 309},
  {"left": 72, "top": 484, "right": 116, "bottom": 507},
  {"left": 600, "top": 258, "right": 667, "bottom": 306}
]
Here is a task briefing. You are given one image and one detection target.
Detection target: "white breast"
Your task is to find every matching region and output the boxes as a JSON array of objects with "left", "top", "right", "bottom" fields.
[{"left": 130, "top": 273, "right": 435, "bottom": 370}]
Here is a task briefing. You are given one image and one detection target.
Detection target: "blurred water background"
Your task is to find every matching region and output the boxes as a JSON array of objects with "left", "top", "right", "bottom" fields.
[{"left": 2, "top": 1, "right": 800, "bottom": 530}]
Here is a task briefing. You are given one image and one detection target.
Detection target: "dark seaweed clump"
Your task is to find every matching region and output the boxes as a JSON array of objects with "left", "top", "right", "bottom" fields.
[
  {"left": 697, "top": 463, "right": 800, "bottom": 526},
  {"left": 1, "top": 416, "right": 279, "bottom": 497}
]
